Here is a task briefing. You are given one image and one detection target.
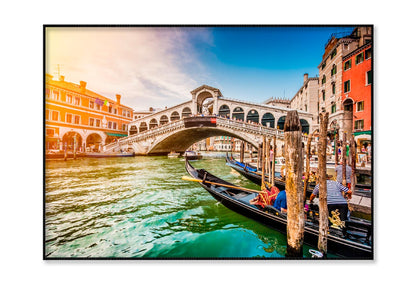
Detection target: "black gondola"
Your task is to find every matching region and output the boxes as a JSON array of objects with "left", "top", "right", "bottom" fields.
[
  {"left": 185, "top": 158, "right": 372, "bottom": 259},
  {"left": 225, "top": 153, "right": 287, "bottom": 190}
]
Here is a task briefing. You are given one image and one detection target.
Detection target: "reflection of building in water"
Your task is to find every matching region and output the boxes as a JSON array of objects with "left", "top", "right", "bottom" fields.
[{"left": 45, "top": 74, "right": 133, "bottom": 152}]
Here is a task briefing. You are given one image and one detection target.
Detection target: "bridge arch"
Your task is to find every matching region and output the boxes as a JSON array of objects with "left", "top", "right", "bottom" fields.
[
  {"left": 139, "top": 122, "right": 148, "bottom": 132},
  {"left": 247, "top": 109, "right": 259, "bottom": 123},
  {"left": 218, "top": 104, "right": 230, "bottom": 118},
  {"left": 261, "top": 112, "right": 275, "bottom": 128},
  {"left": 232, "top": 107, "right": 245, "bottom": 121},
  {"left": 182, "top": 107, "right": 192, "bottom": 118},
  {"left": 170, "top": 111, "right": 180, "bottom": 122},
  {"left": 149, "top": 118, "right": 158, "bottom": 129},
  {"left": 129, "top": 125, "right": 138, "bottom": 135},
  {"left": 160, "top": 115, "right": 169, "bottom": 125},
  {"left": 277, "top": 116, "right": 286, "bottom": 130},
  {"left": 300, "top": 119, "right": 310, "bottom": 134}
]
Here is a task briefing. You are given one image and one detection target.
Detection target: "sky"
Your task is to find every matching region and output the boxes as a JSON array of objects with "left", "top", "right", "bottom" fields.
[{"left": 45, "top": 26, "right": 356, "bottom": 111}]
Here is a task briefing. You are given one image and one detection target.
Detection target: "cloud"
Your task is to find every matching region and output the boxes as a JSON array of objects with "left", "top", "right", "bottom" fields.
[{"left": 45, "top": 27, "right": 213, "bottom": 110}]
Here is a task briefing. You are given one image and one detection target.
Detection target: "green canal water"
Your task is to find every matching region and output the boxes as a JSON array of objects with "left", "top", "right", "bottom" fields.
[{"left": 44, "top": 154, "right": 332, "bottom": 258}]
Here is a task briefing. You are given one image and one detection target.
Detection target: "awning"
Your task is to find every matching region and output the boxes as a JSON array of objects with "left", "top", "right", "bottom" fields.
[
  {"left": 105, "top": 132, "right": 128, "bottom": 137},
  {"left": 353, "top": 130, "right": 372, "bottom": 137}
]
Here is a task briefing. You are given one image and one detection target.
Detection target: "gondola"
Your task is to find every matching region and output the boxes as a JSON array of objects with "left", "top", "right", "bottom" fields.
[
  {"left": 225, "top": 153, "right": 287, "bottom": 190},
  {"left": 184, "top": 158, "right": 372, "bottom": 259}
]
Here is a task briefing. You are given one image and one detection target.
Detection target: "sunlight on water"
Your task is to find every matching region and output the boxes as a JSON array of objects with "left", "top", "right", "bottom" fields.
[{"left": 45, "top": 155, "right": 322, "bottom": 258}]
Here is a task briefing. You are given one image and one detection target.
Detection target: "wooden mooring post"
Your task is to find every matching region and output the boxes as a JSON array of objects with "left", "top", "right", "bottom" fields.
[
  {"left": 283, "top": 111, "right": 305, "bottom": 258},
  {"left": 350, "top": 136, "right": 356, "bottom": 194},
  {"left": 261, "top": 136, "right": 266, "bottom": 188},
  {"left": 317, "top": 111, "right": 329, "bottom": 256},
  {"left": 342, "top": 132, "right": 347, "bottom": 186},
  {"left": 271, "top": 136, "right": 276, "bottom": 186}
]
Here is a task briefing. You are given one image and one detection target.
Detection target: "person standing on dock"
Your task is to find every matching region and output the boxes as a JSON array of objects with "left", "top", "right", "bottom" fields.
[{"left": 309, "top": 177, "right": 352, "bottom": 221}]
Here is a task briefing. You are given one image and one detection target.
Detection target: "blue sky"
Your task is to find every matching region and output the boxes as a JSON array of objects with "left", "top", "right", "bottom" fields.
[{"left": 46, "top": 26, "right": 355, "bottom": 111}]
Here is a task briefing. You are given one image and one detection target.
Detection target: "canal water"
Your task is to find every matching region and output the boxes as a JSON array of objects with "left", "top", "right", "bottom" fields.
[{"left": 45, "top": 154, "right": 332, "bottom": 258}]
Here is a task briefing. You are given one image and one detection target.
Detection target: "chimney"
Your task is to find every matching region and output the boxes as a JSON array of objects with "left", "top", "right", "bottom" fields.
[
  {"left": 80, "top": 81, "right": 87, "bottom": 89},
  {"left": 303, "top": 73, "right": 308, "bottom": 84},
  {"left": 59, "top": 75, "right": 65, "bottom": 82},
  {"left": 116, "top": 94, "right": 121, "bottom": 105}
]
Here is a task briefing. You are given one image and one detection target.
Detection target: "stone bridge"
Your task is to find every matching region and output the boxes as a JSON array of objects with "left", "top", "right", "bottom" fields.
[{"left": 103, "top": 85, "right": 313, "bottom": 155}]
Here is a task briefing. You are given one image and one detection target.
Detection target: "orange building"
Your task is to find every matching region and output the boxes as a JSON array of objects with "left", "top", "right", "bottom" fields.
[
  {"left": 45, "top": 74, "right": 133, "bottom": 152},
  {"left": 342, "top": 42, "right": 372, "bottom": 149}
]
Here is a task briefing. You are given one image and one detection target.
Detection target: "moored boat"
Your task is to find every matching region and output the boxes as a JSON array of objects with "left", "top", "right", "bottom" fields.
[
  {"left": 167, "top": 151, "right": 180, "bottom": 158},
  {"left": 183, "top": 150, "right": 202, "bottom": 160},
  {"left": 184, "top": 159, "right": 372, "bottom": 259}
]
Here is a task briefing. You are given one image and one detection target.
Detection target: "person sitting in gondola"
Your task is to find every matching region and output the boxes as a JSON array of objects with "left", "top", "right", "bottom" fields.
[
  {"left": 309, "top": 175, "right": 352, "bottom": 222},
  {"left": 272, "top": 186, "right": 287, "bottom": 213},
  {"left": 249, "top": 185, "right": 279, "bottom": 208}
]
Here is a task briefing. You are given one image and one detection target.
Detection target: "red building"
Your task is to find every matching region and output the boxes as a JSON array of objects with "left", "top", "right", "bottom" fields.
[{"left": 342, "top": 41, "right": 372, "bottom": 152}]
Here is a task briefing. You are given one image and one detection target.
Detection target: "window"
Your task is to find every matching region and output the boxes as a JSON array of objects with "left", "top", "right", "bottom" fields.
[
  {"left": 355, "top": 119, "right": 364, "bottom": 130},
  {"left": 344, "top": 80, "right": 351, "bottom": 93},
  {"left": 331, "top": 64, "right": 337, "bottom": 76},
  {"left": 322, "top": 90, "right": 325, "bottom": 101},
  {"left": 355, "top": 52, "right": 364, "bottom": 65},
  {"left": 89, "top": 118, "right": 94, "bottom": 126},
  {"left": 66, "top": 94, "right": 72, "bottom": 104},
  {"left": 365, "top": 48, "right": 372, "bottom": 60},
  {"left": 96, "top": 119, "right": 101, "bottom": 127},
  {"left": 321, "top": 75, "right": 326, "bottom": 84},
  {"left": 45, "top": 88, "right": 51, "bottom": 99},
  {"left": 122, "top": 109, "right": 126, "bottom": 117},
  {"left": 344, "top": 59, "right": 351, "bottom": 71},
  {"left": 89, "top": 100, "right": 94, "bottom": 109},
  {"left": 74, "top": 115, "right": 80, "bottom": 124},
  {"left": 332, "top": 83, "right": 336, "bottom": 94},
  {"left": 113, "top": 122, "right": 117, "bottom": 130},
  {"left": 74, "top": 97, "right": 80, "bottom": 105},
  {"left": 108, "top": 121, "right": 112, "bottom": 129},
  {"left": 45, "top": 109, "right": 49, "bottom": 120},
  {"left": 52, "top": 90, "right": 60, "bottom": 100},
  {"left": 331, "top": 49, "right": 337, "bottom": 59},
  {"left": 321, "top": 60, "right": 326, "bottom": 70},
  {"left": 108, "top": 106, "right": 112, "bottom": 113},
  {"left": 96, "top": 103, "right": 101, "bottom": 111},
  {"left": 127, "top": 111, "right": 131, "bottom": 118},
  {"left": 331, "top": 104, "right": 336, "bottom": 113},
  {"left": 122, "top": 124, "right": 127, "bottom": 131},
  {"left": 113, "top": 108, "right": 117, "bottom": 115},
  {"left": 52, "top": 111, "right": 59, "bottom": 121},
  {"left": 66, "top": 113, "right": 72, "bottom": 123},
  {"left": 357, "top": 101, "right": 364, "bottom": 112},
  {"left": 366, "top": 70, "right": 373, "bottom": 85}
]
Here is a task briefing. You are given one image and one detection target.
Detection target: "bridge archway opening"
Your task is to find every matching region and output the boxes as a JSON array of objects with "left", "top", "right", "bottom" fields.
[
  {"left": 170, "top": 111, "right": 180, "bottom": 122},
  {"left": 218, "top": 104, "right": 230, "bottom": 118},
  {"left": 139, "top": 122, "right": 148, "bottom": 132},
  {"left": 277, "top": 116, "right": 286, "bottom": 130},
  {"left": 232, "top": 107, "right": 245, "bottom": 121},
  {"left": 182, "top": 107, "right": 192, "bottom": 118},
  {"left": 196, "top": 91, "right": 214, "bottom": 115},
  {"left": 149, "top": 119, "right": 158, "bottom": 129},
  {"left": 261, "top": 112, "right": 275, "bottom": 128},
  {"left": 160, "top": 115, "right": 169, "bottom": 125},
  {"left": 300, "top": 119, "right": 310, "bottom": 134},
  {"left": 247, "top": 109, "right": 259, "bottom": 123},
  {"left": 129, "top": 125, "right": 138, "bottom": 135}
]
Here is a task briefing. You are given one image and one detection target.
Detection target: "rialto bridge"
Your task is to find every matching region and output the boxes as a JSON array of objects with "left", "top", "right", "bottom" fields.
[{"left": 103, "top": 85, "right": 314, "bottom": 155}]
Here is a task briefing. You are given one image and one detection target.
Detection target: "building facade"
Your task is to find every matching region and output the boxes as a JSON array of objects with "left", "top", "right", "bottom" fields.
[
  {"left": 342, "top": 41, "right": 372, "bottom": 151},
  {"left": 317, "top": 27, "right": 372, "bottom": 138},
  {"left": 45, "top": 74, "right": 133, "bottom": 152}
]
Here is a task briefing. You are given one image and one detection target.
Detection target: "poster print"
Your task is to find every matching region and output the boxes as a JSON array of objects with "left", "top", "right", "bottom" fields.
[{"left": 44, "top": 25, "right": 373, "bottom": 259}]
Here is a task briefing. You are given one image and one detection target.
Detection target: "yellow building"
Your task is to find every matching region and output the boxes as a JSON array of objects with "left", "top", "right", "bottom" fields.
[{"left": 45, "top": 74, "right": 133, "bottom": 152}]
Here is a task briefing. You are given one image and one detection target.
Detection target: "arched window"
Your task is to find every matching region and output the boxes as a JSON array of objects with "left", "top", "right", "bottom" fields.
[
  {"left": 232, "top": 107, "right": 244, "bottom": 121},
  {"left": 246, "top": 109, "right": 259, "bottom": 123},
  {"left": 160, "top": 115, "right": 169, "bottom": 125},
  {"left": 261, "top": 112, "right": 275, "bottom": 128},
  {"left": 149, "top": 118, "right": 158, "bottom": 129},
  {"left": 182, "top": 107, "right": 192, "bottom": 118},
  {"left": 139, "top": 122, "right": 147, "bottom": 132},
  {"left": 277, "top": 116, "right": 286, "bottom": 130},
  {"left": 129, "top": 125, "right": 138, "bottom": 135},
  {"left": 322, "top": 74, "right": 326, "bottom": 84},
  {"left": 300, "top": 119, "right": 310, "bottom": 134},
  {"left": 218, "top": 105, "right": 230, "bottom": 118},
  {"left": 170, "top": 111, "right": 180, "bottom": 121}
]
